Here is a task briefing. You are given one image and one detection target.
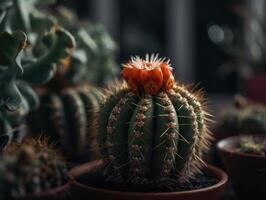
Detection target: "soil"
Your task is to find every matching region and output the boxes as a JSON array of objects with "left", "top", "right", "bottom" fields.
[{"left": 76, "top": 168, "right": 218, "bottom": 193}]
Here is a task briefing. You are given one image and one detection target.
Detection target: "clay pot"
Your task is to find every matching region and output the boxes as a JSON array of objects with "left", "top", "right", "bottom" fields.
[
  {"left": 69, "top": 160, "right": 228, "bottom": 200},
  {"left": 217, "top": 134, "right": 266, "bottom": 200},
  {"left": 20, "top": 182, "right": 72, "bottom": 200}
]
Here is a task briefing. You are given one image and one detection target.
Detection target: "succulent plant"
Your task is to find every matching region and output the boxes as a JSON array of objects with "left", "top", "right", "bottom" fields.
[
  {"left": 0, "top": 0, "right": 12, "bottom": 24},
  {"left": 217, "top": 95, "right": 266, "bottom": 135},
  {"left": 50, "top": 6, "right": 118, "bottom": 86},
  {"left": 0, "top": 137, "right": 68, "bottom": 199},
  {"left": 27, "top": 84, "right": 103, "bottom": 162},
  {"left": 0, "top": 0, "right": 75, "bottom": 146},
  {"left": 97, "top": 55, "right": 212, "bottom": 187}
]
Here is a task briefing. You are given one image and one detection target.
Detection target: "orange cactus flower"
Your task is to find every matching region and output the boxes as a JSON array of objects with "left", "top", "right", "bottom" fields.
[
  {"left": 122, "top": 54, "right": 175, "bottom": 94},
  {"left": 161, "top": 63, "right": 175, "bottom": 90},
  {"left": 121, "top": 65, "right": 141, "bottom": 92},
  {"left": 141, "top": 67, "right": 163, "bottom": 94}
]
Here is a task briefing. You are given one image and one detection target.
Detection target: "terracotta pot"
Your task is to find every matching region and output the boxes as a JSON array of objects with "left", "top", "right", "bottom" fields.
[
  {"left": 69, "top": 160, "right": 228, "bottom": 200},
  {"left": 217, "top": 134, "right": 266, "bottom": 200},
  {"left": 20, "top": 182, "right": 72, "bottom": 200}
]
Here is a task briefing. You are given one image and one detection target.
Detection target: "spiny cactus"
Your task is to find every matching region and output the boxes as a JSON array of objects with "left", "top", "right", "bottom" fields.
[
  {"left": 97, "top": 55, "right": 212, "bottom": 187},
  {"left": 237, "top": 136, "right": 266, "bottom": 156},
  {"left": 27, "top": 84, "right": 103, "bottom": 162},
  {"left": 0, "top": 137, "right": 68, "bottom": 199},
  {"left": 217, "top": 96, "right": 266, "bottom": 136}
]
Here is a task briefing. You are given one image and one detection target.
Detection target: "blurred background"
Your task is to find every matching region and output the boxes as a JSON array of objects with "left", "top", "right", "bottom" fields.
[{"left": 56, "top": 0, "right": 265, "bottom": 100}]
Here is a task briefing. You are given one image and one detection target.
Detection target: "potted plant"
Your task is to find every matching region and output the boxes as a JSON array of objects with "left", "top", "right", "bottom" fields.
[
  {"left": 215, "top": 95, "right": 266, "bottom": 141},
  {"left": 217, "top": 134, "right": 266, "bottom": 199},
  {"left": 69, "top": 55, "right": 228, "bottom": 200},
  {"left": 0, "top": 137, "right": 71, "bottom": 200}
]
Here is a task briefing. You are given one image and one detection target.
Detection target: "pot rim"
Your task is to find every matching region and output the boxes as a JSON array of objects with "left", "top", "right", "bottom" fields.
[
  {"left": 217, "top": 134, "right": 266, "bottom": 159},
  {"left": 22, "top": 181, "right": 72, "bottom": 199},
  {"left": 69, "top": 160, "right": 228, "bottom": 196}
]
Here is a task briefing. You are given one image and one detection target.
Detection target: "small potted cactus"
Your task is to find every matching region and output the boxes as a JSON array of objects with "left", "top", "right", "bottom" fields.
[
  {"left": 217, "top": 134, "right": 266, "bottom": 199},
  {"left": 0, "top": 137, "right": 71, "bottom": 200},
  {"left": 215, "top": 95, "right": 266, "bottom": 141},
  {"left": 69, "top": 55, "right": 228, "bottom": 200}
]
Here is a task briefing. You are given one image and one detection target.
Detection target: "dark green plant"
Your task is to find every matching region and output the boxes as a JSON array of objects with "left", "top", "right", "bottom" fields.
[
  {"left": 217, "top": 96, "right": 266, "bottom": 135},
  {"left": 25, "top": 5, "right": 117, "bottom": 162},
  {"left": 27, "top": 85, "right": 103, "bottom": 162},
  {"left": 51, "top": 6, "right": 118, "bottom": 86},
  {"left": 0, "top": 137, "right": 68, "bottom": 199},
  {"left": 0, "top": 0, "right": 75, "bottom": 146},
  {"left": 97, "top": 55, "right": 212, "bottom": 187}
]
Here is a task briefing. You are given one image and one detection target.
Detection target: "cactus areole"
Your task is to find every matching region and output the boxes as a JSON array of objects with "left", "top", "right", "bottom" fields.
[{"left": 98, "top": 54, "right": 212, "bottom": 187}]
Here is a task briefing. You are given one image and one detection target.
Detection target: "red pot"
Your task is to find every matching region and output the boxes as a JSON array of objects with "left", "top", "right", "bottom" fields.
[
  {"left": 69, "top": 160, "right": 228, "bottom": 200},
  {"left": 20, "top": 182, "right": 72, "bottom": 200},
  {"left": 217, "top": 134, "right": 266, "bottom": 200}
]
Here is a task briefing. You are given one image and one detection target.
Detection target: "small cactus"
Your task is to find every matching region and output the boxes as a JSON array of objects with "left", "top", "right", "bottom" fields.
[
  {"left": 237, "top": 136, "right": 266, "bottom": 156},
  {"left": 0, "top": 137, "right": 68, "bottom": 199},
  {"left": 97, "top": 55, "right": 212, "bottom": 186},
  {"left": 217, "top": 96, "right": 266, "bottom": 135},
  {"left": 27, "top": 85, "right": 103, "bottom": 162}
]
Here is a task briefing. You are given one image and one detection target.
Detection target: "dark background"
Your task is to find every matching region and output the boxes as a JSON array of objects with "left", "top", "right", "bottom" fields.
[{"left": 58, "top": 0, "right": 248, "bottom": 94}]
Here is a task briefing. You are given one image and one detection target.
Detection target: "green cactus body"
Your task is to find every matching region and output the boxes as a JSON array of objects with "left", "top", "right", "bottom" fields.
[
  {"left": 0, "top": 138, "right": 68, "bottom": 199},
  {"left": 97, "top": 55, "right": 211, "bottom": 186},
  {"left": 217, "top": 96, "right": 266, "bottom": 136},
  {"left": 28, "top": 85, "right": 103, "bottom": 161}
]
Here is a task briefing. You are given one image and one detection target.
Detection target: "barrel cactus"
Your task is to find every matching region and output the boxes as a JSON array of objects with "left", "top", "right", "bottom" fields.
[
  {"left": 97, "top": 55, "right": 212, "bottom": 186},
  {"left": 0, "top": 137, "right": 68, "bottom": 199},
  {"left": 27, "top": 84, "right": 103, "bottom": 162}
]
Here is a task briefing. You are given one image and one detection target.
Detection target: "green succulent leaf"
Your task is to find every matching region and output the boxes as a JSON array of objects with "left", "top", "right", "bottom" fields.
[
  {"left": 20, "top": 27, "right": 76, "bottom": 84},
  {"left": 0, "top": 31, "right": 27, "bottom": 74},
  {"left": 2, "top": 80, "right": 23, "bottom": 111},
  {"left": 0, "top": 0, "right": 13, "bottom": 24}
]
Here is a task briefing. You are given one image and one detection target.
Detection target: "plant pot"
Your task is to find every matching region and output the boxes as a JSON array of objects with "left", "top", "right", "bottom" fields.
[
  {"left": 69, "top": 160, "right": 228, "bottom": 200},
  {"left": 217, "top": 134, "right": 266, "bottom": 200},
  {"left": 243, "top": 74, "right": 266, "bottom": 104},
  {"left": 20, "top": 182, "right": 72, "bottom": 200}
]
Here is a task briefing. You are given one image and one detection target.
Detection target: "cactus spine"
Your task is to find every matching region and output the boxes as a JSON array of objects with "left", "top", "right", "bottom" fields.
[
  {"left": 28, "top": 85, "right": 103, "bottom": 161},
  {"left": 98, "top": 55, "right": 212, "bottom": 186},
  {"left": 0, "top": 137, "right": 68, "bottom": 199}
]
